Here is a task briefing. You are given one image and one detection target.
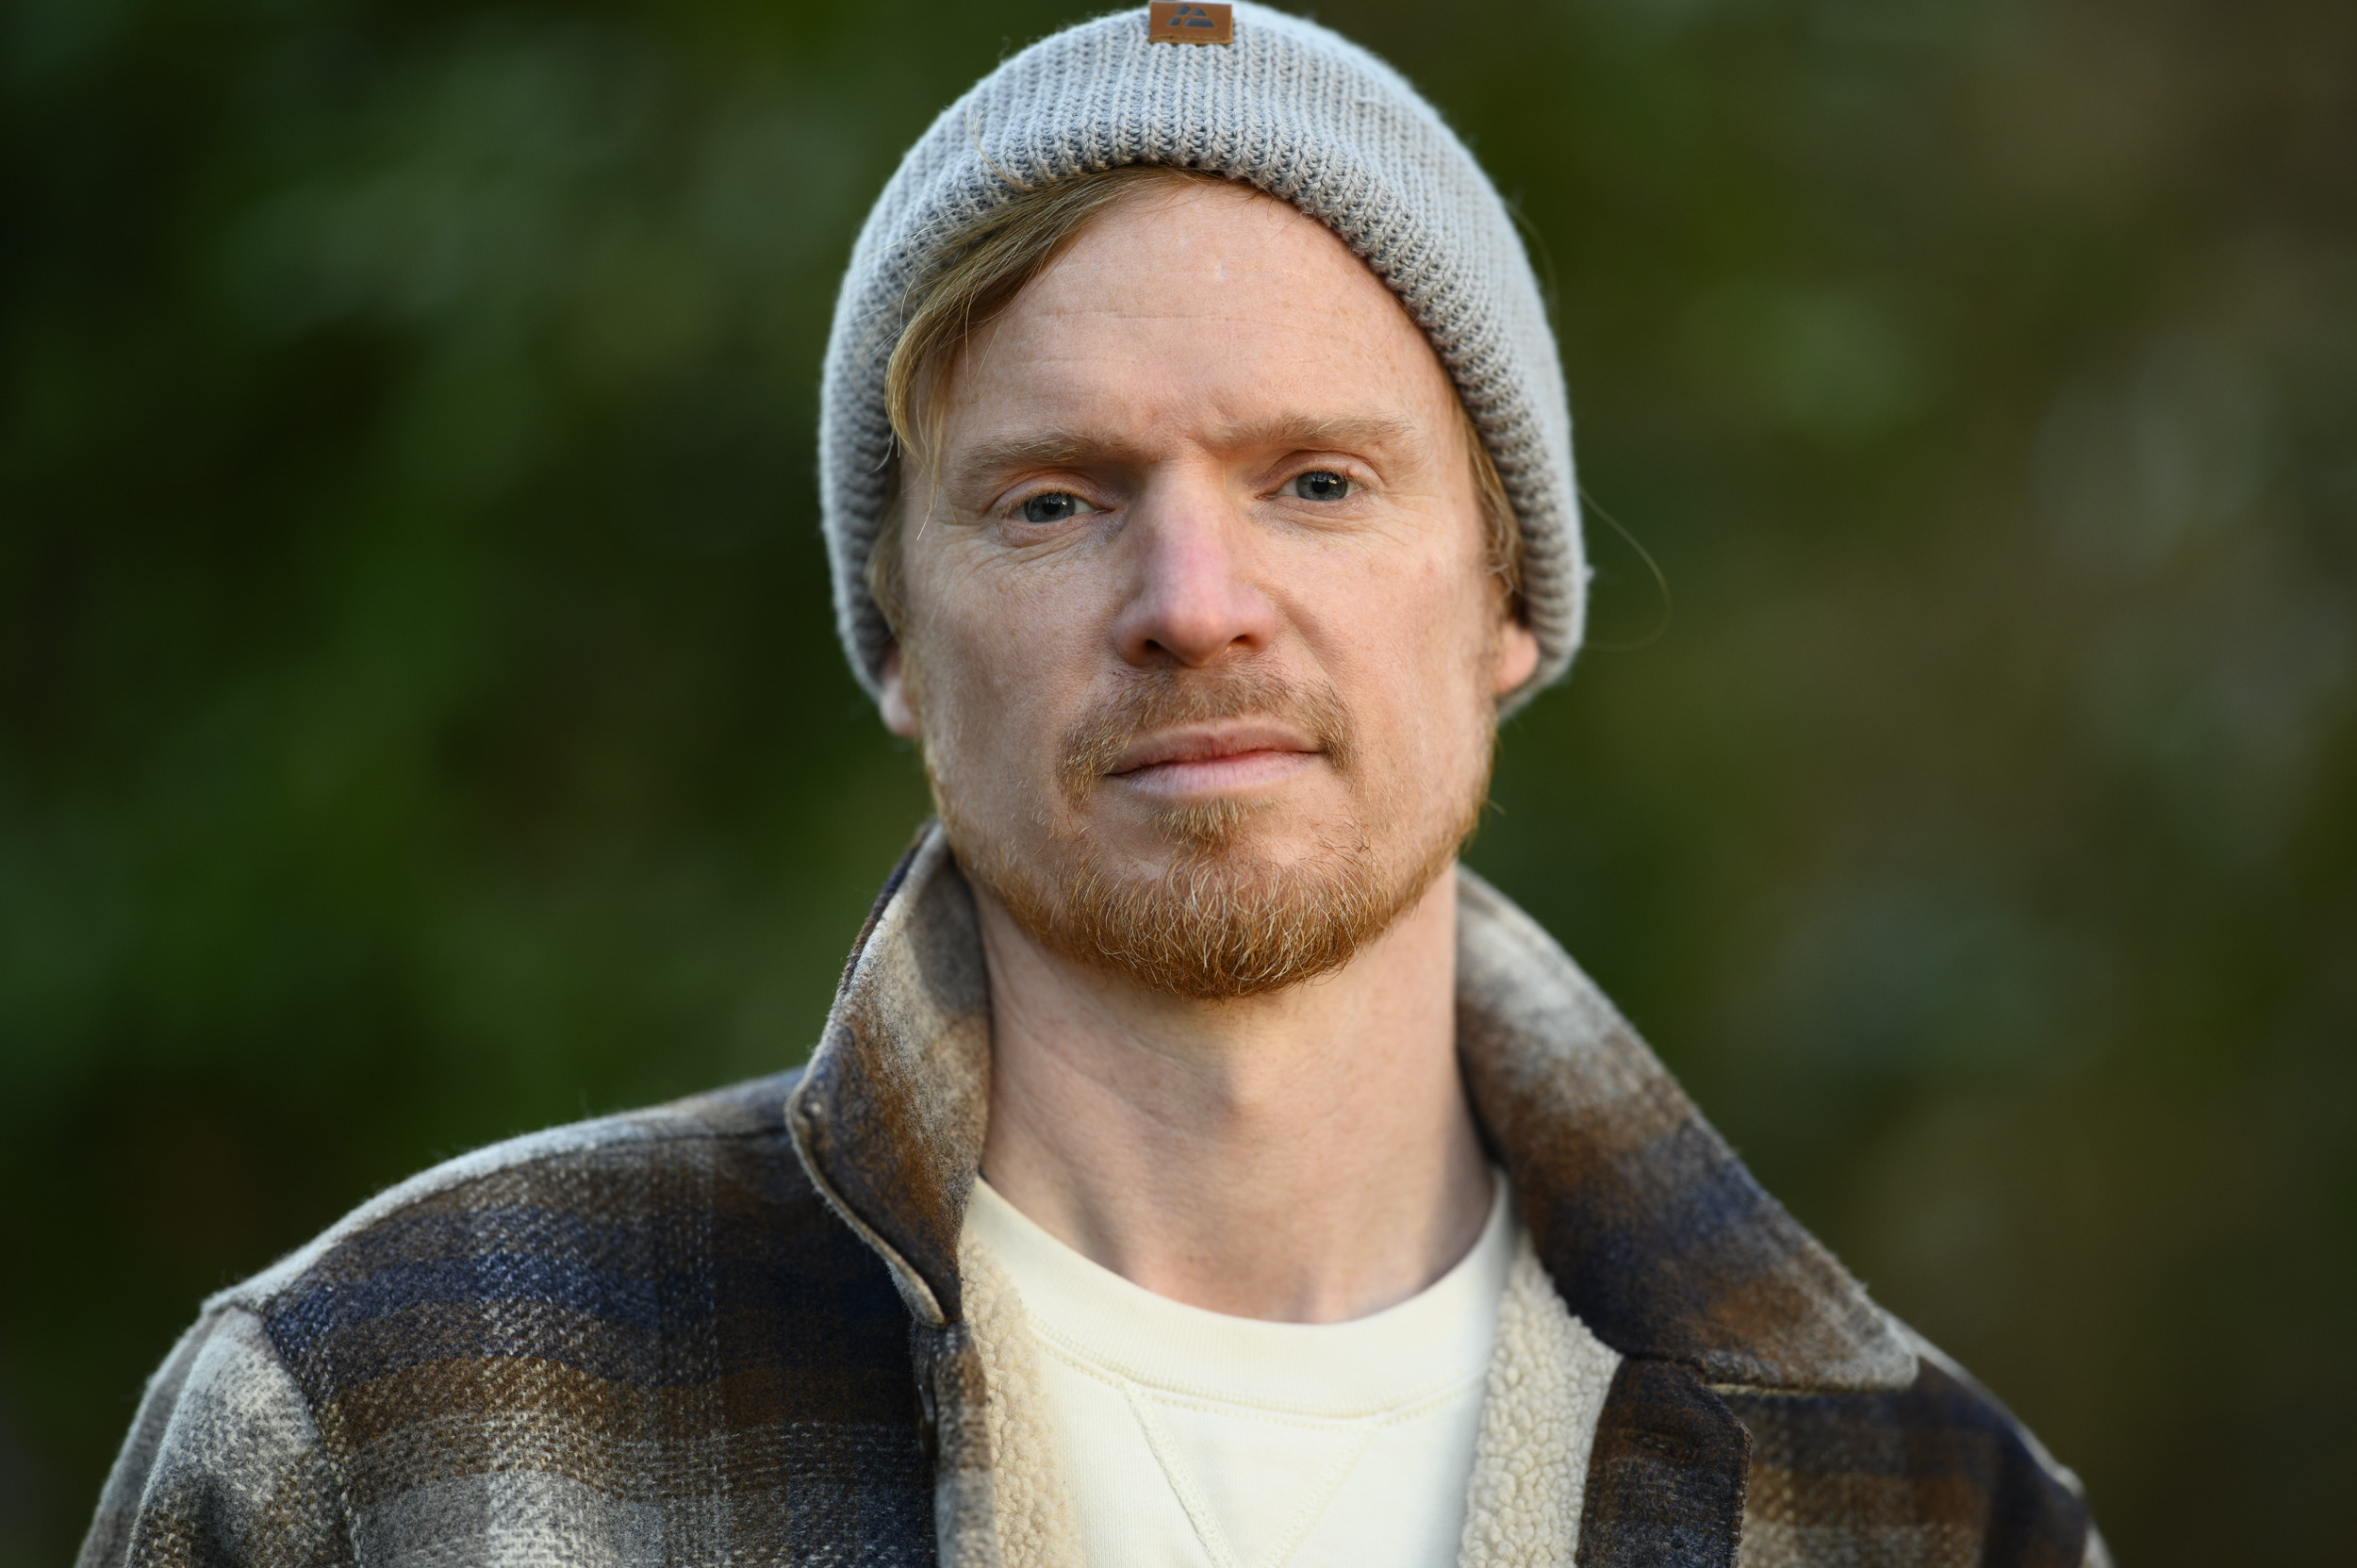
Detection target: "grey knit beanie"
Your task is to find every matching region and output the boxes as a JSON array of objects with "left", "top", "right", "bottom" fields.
[{"left": 819, "top": 2, "right": 1585, "bottom": 704}]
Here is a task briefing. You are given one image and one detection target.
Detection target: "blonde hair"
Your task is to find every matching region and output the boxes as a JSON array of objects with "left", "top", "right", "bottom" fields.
[{"left": 867, "top": 165, "right": 1523, "bottom": 633}]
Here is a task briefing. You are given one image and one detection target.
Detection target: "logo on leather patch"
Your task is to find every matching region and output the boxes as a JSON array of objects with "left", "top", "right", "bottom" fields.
[{"left": 1148, "top": 3, "right": 1233, "bottom": 44}]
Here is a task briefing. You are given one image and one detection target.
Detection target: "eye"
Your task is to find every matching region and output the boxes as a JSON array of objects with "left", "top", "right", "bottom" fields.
[
  {"left": 1014, "top": 491, "right": 1096, "bottom": 524},
  {"left": 1288, "top": 470, "right": 1352, "bottom": 502}
]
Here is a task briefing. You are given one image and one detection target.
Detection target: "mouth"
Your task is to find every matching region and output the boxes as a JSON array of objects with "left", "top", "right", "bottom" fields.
[{"left": 1105, "top": 721, "right": 1325, "bottom": 799}]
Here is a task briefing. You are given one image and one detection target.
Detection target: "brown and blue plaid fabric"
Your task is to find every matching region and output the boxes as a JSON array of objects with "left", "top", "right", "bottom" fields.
[{"left": 82, "top": 825, "right": 2103, "bottom": 1566}]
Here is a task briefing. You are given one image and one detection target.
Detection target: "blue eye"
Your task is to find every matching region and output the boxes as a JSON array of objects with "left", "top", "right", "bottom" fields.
[
  {"left": 1017, "top": 492, "right": 1089, "bottom": 523},
  {"left": 1291, "top": 470, "right": 1351, "bottom": 502}
]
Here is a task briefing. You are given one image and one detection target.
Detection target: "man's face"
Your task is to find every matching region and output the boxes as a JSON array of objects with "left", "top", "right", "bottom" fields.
[{"left": 882, "top": 180, "right": 1540, "bottom": 997}]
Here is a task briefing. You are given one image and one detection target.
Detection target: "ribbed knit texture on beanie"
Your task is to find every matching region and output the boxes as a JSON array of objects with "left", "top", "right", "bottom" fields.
[{"left": 819, "top": 3, "right": 1585, "bottom": 706}]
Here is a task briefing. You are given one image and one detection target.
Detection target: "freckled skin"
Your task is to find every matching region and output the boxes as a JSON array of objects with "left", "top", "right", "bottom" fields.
[{"left": 878, "top": 182, "right": 1541, "bottom": 1324}]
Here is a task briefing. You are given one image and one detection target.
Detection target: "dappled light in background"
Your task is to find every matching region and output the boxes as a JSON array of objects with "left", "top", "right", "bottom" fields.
[{"left": 2, "top": 0, "right": 2350, "bottom": 1561}]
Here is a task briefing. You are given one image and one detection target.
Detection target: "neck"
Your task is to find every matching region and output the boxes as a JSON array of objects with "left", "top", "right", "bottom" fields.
[{"left": 972, "top": 866, "right": 1492, "bottom": 1324}]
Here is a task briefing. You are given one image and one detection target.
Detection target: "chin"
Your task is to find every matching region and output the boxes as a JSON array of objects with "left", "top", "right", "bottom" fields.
[{"left": 948, "top": 786, "right": 1464, "bottom": 1000}]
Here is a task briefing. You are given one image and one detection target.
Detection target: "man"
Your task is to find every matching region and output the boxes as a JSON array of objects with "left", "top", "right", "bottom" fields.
[{"left": 83, "top": 7, "right": 2104, "bottom": 1566}]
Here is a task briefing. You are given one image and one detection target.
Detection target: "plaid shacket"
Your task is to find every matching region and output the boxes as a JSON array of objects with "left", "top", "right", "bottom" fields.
[{"left": 81, "top": 825, "right": 2105, "bottom": 1566}]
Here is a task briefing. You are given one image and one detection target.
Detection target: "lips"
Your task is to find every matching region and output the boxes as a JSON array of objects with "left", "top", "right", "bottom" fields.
[
  {"left": 1107, "top": 721, "right": 1322, "bottom": 777},
  {"left": 1054, "top": 672, "right": 1356, "bottom": 807}
]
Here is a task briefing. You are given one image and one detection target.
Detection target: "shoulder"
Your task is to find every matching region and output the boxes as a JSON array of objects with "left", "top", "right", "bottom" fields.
[
  {"left": 214, "top": 1066, "right": 916, "bottom": 1421},
  {"left": 85, "top": 1070, "right": 936, "bottom": 1564},
  {"left": 1716, "top": 1318, "right": 2101, "bottom": 1568},
  {"left": 216, "top": 1069, "right": 813, "bottom": 1313}
]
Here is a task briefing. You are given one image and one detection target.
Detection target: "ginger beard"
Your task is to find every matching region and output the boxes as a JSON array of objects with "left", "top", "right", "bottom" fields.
[{"left": 911, "top": 652, "right": 1497, "bottom": 1000}]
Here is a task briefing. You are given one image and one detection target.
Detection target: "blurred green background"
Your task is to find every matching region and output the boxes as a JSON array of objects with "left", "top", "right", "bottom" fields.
[{"left": 3, "top": 0, "right": 2350, "bottom": 1560}]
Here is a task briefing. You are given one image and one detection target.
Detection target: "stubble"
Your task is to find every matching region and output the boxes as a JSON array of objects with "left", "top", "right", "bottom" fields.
[{"left": 921, "top": 662, "right": 1490, "bottom": 999}]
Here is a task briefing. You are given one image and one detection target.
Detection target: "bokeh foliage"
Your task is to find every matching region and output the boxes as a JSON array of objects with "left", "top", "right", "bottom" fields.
[{"left": 3, "top": 0, "right": 2350, "bottom": 1560}]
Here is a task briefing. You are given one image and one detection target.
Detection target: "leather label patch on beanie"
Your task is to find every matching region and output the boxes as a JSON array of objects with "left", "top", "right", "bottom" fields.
[{"left": 1147, "top": 3, "right": 1233, "bottom": 45}]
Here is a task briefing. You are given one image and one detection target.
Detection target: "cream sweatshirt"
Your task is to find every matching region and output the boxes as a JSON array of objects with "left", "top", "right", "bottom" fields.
[{"left": 963, "top": 1175, "right": 1521, "bottom": 1568}]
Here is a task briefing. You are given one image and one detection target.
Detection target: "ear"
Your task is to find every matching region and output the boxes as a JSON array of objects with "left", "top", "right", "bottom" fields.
[
  {"left": 879, "top": 645, "right": 922, "bottom": 738},
  {"left": 1492, "top": 619, "right": 1541, "bottom": 697}
]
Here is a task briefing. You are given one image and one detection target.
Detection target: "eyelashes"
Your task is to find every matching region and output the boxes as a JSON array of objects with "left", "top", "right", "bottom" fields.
[
  {"left": 1014, "top": 491, "right": 1100, "bottom": 524},
  {"left": 997, "top": 466, "right": 1366, "bottom": 525}
]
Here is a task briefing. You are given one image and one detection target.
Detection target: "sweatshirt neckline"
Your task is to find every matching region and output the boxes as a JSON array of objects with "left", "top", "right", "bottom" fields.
[{"left": 964, "top": 1172, "right": 1514, "bottom": 1416}]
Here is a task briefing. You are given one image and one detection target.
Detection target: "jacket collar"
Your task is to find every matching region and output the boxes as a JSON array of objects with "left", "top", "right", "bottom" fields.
[{"left": 786, "top": 823, "right": 1915, "bottom": 1392}]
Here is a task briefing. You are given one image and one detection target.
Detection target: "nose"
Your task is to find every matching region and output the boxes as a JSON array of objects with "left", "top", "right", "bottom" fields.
[{"left": 1111, "top": 483, "right": 1279, "bottom": 668}]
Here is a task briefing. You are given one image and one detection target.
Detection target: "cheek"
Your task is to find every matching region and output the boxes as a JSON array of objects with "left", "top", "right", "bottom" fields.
[
  {"left": 905, "top": 556, "right": 1094, "bottom": 784},
  {"left": 1325, "top": 543, "right": 1494, "bottom": 697},
  {"left": 1306, "top": 553, "right": 1497, "bottom": 798}
]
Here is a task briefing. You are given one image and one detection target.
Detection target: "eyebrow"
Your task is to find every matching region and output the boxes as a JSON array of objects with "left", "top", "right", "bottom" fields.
[{"left": 945, "top": 414, "right": 1431, "bottom": 496}]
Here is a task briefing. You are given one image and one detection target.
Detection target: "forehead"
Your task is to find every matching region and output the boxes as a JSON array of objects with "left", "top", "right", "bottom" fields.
[{"left": 945, "top": 181, "right": 1460, "bottom": 444}]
